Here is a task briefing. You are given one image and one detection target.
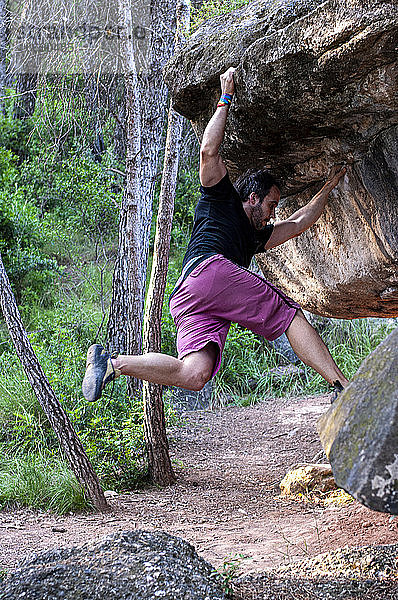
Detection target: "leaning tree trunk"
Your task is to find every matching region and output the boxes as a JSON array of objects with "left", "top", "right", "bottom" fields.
[
  {"left": 0, "top": 253, "right": 109, "bottom": 512},
  {"left": 142, "top": 0, "right": 190, "bottom": 485},
  {"left": 107, "top": 0, "right": 175, "bottom": 390}
]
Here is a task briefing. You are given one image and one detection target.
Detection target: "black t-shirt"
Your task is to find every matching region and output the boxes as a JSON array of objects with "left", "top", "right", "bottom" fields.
[{"left": 182, "top": 171, "right": 274, "bottom": 273}]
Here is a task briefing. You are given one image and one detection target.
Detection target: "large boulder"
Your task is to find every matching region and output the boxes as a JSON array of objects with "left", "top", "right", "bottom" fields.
[
  {"left": 317, "top": 326, "right": 398, "bottom": 514},
  {"left": 164, "top": 0, "right": 398, "bottom": 318},
  {"left": 0, "top": 530, "right": 226, "bottom": 600}
]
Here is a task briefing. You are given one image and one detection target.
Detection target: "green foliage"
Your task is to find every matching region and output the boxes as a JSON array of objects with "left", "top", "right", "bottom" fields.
[
  {"left": 212, "top": 553, "right": 246, "bottom": 596},
  {"left": 0, "top": 98, "right": 132, "bottom": 513},
  {"left": 0, "top": 130, "right": 121, "bottom": 305},
  {"left": 0, "top": 116, "right": 37, "bottom": 160},
  {"left": 301, "top": 317, "right": 398, "bottom": 395},
  {"left": 191, "top": 0, "right": 252, "bottom": 31},
  {"left": 16, "top": 149, "right": 121, "bottom": 241},
  {"left": 171, "top": 169, "right": 199, "bottom": 251},
  {"left": 0, "top": 160, "right": 59, "bottom": 304},
  {"left": 0, "top": 453, "right": 91, "bottom": 513}
]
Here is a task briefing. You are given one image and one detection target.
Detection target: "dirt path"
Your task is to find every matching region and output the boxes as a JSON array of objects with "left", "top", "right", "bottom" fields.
[{"left": 1, "top": 394, "right": 398, "bottom": 576}]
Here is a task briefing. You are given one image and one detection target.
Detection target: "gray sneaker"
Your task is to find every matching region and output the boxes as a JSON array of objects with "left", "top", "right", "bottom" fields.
[{"left": 82, "top": 344, "right": 121, "bottom": 402}]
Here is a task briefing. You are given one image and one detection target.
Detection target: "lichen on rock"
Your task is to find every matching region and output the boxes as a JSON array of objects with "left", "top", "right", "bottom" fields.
[{"left": 317, "top": 326, "right": 398, "bottom": 514}]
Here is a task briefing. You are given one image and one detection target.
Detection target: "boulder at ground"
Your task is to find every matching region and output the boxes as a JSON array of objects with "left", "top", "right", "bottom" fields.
[
  {"left": 0, "top": 530, "right": 226, "bottom": 600},
  {"left": 164, "top": 0, "right": 398, "bottom": 318},
  {"left": 317, "top": 326, "right": 398, "bottom": 514},
  {"left": 280, "top": 463, "right": 337, "bottom": 497}
]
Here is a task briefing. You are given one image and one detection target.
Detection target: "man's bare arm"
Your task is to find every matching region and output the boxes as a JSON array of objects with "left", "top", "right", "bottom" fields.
[
  {"left": 264, "top": 167, "right": 347, "bottom": 250},
  {"left": 200, "top": 67, "right": 235, "bottom": 187}
]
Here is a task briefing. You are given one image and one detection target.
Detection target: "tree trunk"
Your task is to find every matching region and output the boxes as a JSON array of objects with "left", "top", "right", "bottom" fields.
[
  {"left": 142, "top": 0, "right": 190, "bottom": 485},
  {"left": 112, "top": 75, "right": 127, "bottom": 161},
  {"left": 107, "top": 0, "right": 175, "bottom": 384},
  {"left": 0, "top": 253, "right": 109, "bottom": 512},
  {"left": 107, "top": 0, "right": 143, "bottom": 363},
  {"left": 0, "top": 0, "right": 6, "bottom": 115}
]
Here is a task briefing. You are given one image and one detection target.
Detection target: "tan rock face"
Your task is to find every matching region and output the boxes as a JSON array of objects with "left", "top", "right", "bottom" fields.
[{"left": 165, "top": 0, "right": 398, "bottom": 318}]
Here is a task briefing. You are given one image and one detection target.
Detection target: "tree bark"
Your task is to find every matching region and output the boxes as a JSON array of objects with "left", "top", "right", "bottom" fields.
[
  {"left": 0, "top": 253, "right": 109, "bottom": 512},
  {"left": 107, "top": 0, "right": 176, "bottom": 384},
  {"left": 0, "top": 0, "right": 6, "bottom": 115},
  {"left": 107, "top": 0, "right": 143, "bottom": 363},
  {"left": 142, "top": 0, "right": 190, "bottom": 485}
]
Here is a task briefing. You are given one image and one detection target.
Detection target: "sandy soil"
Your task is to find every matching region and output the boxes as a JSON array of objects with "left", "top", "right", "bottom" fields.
[{"left": 1, "top": 393, "right": 398, "bottom": 579}]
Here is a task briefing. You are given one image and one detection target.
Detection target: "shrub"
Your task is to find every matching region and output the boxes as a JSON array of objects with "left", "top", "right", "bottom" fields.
[
  {"left": 0, "top": 187, "right": 59, "bottom": 303},
  {"left": 0, "top": 116, "right": 37, "bottom": 160}
]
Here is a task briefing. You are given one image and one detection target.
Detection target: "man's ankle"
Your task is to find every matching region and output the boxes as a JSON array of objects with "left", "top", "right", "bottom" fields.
[{"left": 112, "top": 357, "right": 122, "bottom": 372}]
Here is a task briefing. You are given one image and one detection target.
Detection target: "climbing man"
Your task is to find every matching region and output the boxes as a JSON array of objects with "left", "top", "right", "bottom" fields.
[{"left": 82, "top": 67, "right": 349, "bottom": 403}]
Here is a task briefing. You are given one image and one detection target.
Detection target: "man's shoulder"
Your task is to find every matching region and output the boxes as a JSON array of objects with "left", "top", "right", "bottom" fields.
[{"left": 200, "top": 171, "right": 241, "bottom": 203}]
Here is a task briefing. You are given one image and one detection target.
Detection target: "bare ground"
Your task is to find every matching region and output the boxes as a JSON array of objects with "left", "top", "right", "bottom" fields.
[{"left": 1, "top": 393, "right": 398, "bottom": 594}]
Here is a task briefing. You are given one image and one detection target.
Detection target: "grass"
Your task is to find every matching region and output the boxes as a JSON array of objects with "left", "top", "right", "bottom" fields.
[
  {"left": 0, "top": 454, "right": 91, "bottom": 513},
  {"left": 212, "top": 552, "right": 247, "bottom": 596}
]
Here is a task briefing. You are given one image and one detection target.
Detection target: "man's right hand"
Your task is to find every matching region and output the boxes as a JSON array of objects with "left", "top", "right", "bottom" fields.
[
  {"left": 325, "top": 165, "right": 347, "bottom": 191},
  {"left": 220, "top": 67, "right": 236, "bottom": 96},
  {"left": 199, "top": 67, "right": 236, "bottom": 187}
]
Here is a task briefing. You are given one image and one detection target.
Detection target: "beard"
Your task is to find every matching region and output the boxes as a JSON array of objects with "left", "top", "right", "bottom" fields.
[{"left": 251, "top": 204, "right": 267, "bottom": 230}]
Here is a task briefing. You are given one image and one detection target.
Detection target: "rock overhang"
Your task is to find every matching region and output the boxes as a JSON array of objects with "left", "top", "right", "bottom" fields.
[{"left": 165, "top": 0, "right": 398, "bottom": 318}]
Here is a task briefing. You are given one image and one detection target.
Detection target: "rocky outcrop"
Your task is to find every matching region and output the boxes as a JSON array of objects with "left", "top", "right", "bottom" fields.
[
  {"left": 317, "top": 326, "right": 398, "bottom": 514},
  {"left": 165, "top": 0, "right": 398, "bottom": 318},
  {"left": 0, "top": 530, "right": 226, "bottom": 600}
]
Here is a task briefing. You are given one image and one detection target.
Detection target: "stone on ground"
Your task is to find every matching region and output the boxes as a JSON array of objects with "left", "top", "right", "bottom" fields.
[
  {"left": 0, "top": 530, "right": 226, "bottom": 600},
  {"left": 280, "top": 464, "right": 337, "bottom": 497},
  {"left": 317, "top": 327, "right": 398, "bottom": 514}
]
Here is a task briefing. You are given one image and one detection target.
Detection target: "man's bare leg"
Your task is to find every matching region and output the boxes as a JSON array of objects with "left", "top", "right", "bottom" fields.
[
  {"left": 285, "top": 310, "right": 349, "bottom": 387},
  {"left": 112, "top": 342, "right": 219, "bottom": 391}
]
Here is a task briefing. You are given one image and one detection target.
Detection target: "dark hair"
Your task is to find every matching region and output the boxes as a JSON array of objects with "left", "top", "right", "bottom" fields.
[{"left": 234, "top": 168, "right": 280, "bottom": 203}]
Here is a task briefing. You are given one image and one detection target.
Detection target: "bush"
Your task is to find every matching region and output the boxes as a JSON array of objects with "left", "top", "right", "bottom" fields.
[
  {"left": 0, "top": 182, "right": 59, "bottom": 303},
  {"left": 0, "top": 116, "right": 38, "bottom": 160},
  {"left": 17, "top": 150, "right": 121, "bottom": 240}
]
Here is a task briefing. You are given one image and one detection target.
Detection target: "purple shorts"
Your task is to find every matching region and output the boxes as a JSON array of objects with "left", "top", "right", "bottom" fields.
[{"left": 169, "top": 254, "right": 300, "bottom": 377}]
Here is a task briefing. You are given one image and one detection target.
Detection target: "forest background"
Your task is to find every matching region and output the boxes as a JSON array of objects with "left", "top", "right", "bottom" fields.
[{"left": 0, "top": 0, "right": 396, "bottom": 514}]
